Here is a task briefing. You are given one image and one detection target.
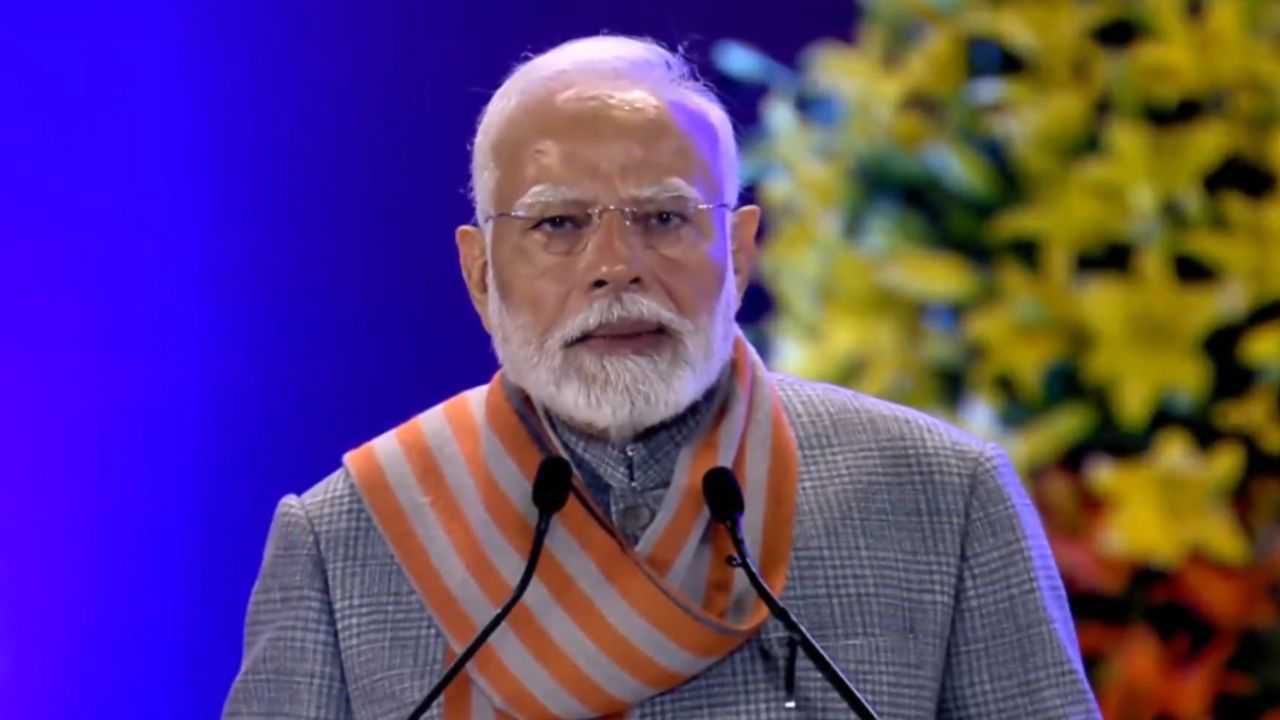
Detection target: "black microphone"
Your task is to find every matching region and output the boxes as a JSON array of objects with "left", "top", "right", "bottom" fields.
[
  {"left": 701, "top": 467, "right": 882, "bottom": 720},
  {"left": 406, "top": 456, "right": 574, "bottom": 720}
]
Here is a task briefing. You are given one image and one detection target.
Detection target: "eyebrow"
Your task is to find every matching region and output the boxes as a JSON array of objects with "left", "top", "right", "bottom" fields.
[
  {"left": 509, "top": 178, "right": 705, "bottom": 211},
  {"left": 629, "top": 178, "right": 704, "bottom": 203},
  {"left": 509, "top": 184, "right": 589, "bottom": 213}
]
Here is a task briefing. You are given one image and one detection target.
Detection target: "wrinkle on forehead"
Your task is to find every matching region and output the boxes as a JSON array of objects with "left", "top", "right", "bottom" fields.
[{"left": 489, "top": 82, "right": 724, "bottom": 212}]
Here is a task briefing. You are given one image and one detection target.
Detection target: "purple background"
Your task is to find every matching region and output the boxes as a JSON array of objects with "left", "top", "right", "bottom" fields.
[{"left": 1, "top": 1, "right": 854, "bottom": 715}]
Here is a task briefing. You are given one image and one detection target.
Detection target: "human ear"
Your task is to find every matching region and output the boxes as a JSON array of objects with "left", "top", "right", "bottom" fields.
[{"left": 455, "top": 224, "right": 491, "bottom": 331}]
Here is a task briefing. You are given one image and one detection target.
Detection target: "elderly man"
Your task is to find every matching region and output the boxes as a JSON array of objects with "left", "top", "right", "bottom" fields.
[{"left": 225, "top": 36, "right": 1099, "bottom": 719}]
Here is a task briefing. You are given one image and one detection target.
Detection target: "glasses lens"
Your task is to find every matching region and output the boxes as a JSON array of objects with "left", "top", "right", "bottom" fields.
[
  {"left": 632, "top": 198, "right": 712, "bottom": 245},
  {"left": 497, "top": 200, "right": 724, "bottom": 256},
  {"left": 516, "top": 203, "right": 592, "bottom": 255}
]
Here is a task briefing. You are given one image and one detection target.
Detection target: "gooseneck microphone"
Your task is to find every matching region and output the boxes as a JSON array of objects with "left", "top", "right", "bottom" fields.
[
  {"left": 406, "top": 456, "right": 574, "bottom": 720},
  {"left": 701, "top": 467, "right": 883, "bottom": 720}
]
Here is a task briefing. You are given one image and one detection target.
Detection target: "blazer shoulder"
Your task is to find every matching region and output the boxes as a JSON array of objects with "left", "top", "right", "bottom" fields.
[
  {"left": 771, "top": 371, "right": 990, "bottom": 465},
  {"left": 294, "top": 466, "right": 367, "bottom": 523},
  {"left": 287, "top": 467, "right": 390, "bottom": 566}
]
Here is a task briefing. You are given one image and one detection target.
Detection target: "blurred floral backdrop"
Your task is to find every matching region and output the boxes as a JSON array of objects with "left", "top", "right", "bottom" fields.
[{"left": 715, "top": 0, "right": 1280, "bottom": 717}]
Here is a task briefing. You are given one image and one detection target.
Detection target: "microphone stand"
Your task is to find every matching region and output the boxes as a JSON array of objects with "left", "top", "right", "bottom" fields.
[
  {"left": 703, "top": 467, "right": 881, "bottom": 720},
  {"left": 406, "top": 457, "right": 572, "bottom": 720},
  {"left": 721, "top": 525, "right": 881, "bottom": 720}
]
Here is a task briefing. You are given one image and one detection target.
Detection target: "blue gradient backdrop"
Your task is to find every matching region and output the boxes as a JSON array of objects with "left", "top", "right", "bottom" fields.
[{"left": 1, "top": 1, "right": 852, "bottom": 716}]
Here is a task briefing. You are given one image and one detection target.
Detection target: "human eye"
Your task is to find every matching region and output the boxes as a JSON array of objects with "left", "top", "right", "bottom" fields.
[
  {"left": 530, "top": 213, "right": 589, "bottom": 233},
  {"left": 638, "top": 207, "right": 691, "bottom": 233}
]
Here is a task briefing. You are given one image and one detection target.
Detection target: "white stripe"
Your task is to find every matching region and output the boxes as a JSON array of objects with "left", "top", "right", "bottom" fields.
[
  {"left": 428, "top": 391, "right": 656, "bottom": 702},
  {"left": 662, "top": 349, "right": 751, "bottom": 604},
  {"left": 372, "top": 429, "right": 491, "bottom": 637},
  {"left": 661, "top": 500, "right": 710, "bottom": 594},
  {"left": 677, "top": 521, "right": 714, "bottom": 606},
  {"left": 715, "top": 361, "right": 752, "bottom": 467},
  {"left": 733, "top": 362, "right": 778, "bottom": 624},
  {"left": 466, "top": 390, "right": 714, "bottom": 675},
  {"left": 378, "top": 409, "right": 590, "bottom": 720},
  {"left": 633, "top": 446, "right": 694, "bottom": 562},
  {"left": 634, "top": 369, "right": 731, "bottom": 560},
  {"left": 470, "top": 678, "right": 497, "bottom": 720},
  {"left": 741, "top": 383, "right": 775, "bottom": 564}
]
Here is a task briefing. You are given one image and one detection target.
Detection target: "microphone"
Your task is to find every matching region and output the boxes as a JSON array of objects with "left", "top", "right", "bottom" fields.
[
  {"left": 701, "top": 467, "right": 882, "bottom": 720},
  {"left": 407, "top": 456, "right": 574, "bottom": 720}
]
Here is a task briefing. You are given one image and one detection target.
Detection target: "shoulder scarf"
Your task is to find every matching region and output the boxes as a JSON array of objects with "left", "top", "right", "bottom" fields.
[{"left": 344, "top": 334, "right": 797, "bottom": 719}]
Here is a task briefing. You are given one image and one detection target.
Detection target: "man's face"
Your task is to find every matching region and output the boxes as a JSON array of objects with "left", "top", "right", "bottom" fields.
[{"left": 457, "top": 83, "right": 760, "bottom": 438}]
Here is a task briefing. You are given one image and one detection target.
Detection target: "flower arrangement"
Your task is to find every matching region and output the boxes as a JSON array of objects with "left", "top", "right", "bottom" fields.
[{"left": 715, "top": 0, "right": 1280, "bottom": 716}]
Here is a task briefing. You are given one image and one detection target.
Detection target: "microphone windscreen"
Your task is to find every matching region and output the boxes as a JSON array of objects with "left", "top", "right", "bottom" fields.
[
  {"left": 532, "top": 456, "right": 573, "bottom": 515},
  {"left": 701, "top": 466, "right": 745, "bottom": 525}
]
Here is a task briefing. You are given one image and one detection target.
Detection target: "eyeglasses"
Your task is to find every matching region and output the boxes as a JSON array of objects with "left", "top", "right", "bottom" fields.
[{"left": 482, "top": 199, "right": 732, "bottom": 256}]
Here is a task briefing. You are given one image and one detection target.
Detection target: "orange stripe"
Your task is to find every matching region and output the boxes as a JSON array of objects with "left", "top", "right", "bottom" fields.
[
  {"left": 344, "top": 443, "right": 556, "bottom": 719},
  {"left": 643, "top": 425, "right": 720, "bottom": 578},
  {"left": 401, "top": 409, "right": 625, "bottom": 716},
  {"left": 483, "top": 377, "right": 745, "bottom": 657},
  {"left": 446, "top": 393, "right": 700, "bottom": 688},
  {"left": 700, "top": 449, "right": 748, "bottom": 618},
  {"left": 699, "top": 524, "right": 736, "bottom": 616},
  {"left": 731, "top": 340, "right": 752, "bottom": 407},
  {"left": 694, "top": 338, "right": 754, "bottom": 615},
  {"left": 440, "top": 648, "right": 471, "bottom": 720},
  {"left": 346, "top": 444, "right": 472, "bottom": 646},
  {"left": 672, "top": 339, "right": 753, "bottom": 617}
]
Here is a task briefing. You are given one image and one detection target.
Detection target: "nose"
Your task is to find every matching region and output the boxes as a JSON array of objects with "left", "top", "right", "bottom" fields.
[{"left": 584, "top": 211, "right": 647, "bottom": 292}]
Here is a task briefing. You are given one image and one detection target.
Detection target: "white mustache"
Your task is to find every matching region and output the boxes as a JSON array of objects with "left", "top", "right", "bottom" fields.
[{"left": 553, "top": 294, "right": 695, "bottom": 348}]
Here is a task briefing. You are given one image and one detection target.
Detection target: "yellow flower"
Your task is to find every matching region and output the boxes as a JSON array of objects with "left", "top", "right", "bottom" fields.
[
  {"left": 1077, "top": 249, "right": 1235, "bottom": 430},
  {"left": 988, "top": 148, "right": 1150, "bottom": 280},
  {"left": 802, "top": 41, "right": 906, "bottom": 149},
  {"left": 769, "top": 245, "right": 943, "bottom": 406},
  {"left": 981, "top": 84, "right": 1099, "bottom": 188},
  {"left": 1119, "top": 35, "right": 1206, "bottom": 108},
  {"left": 963, "top": 0, "right": 1099, "bottom": 86},
  {"left": 1003, "top": 402, "right": 1101, "bottom": 477},
  {"left": 1213, "top": 380, "right": 1280, "bottom": 455},
  {"left": 1238, "top": 319, "right": 1280, "bottom": 374},
  {"left": 1197, "top": 0, "right": 1280, "bottom": 113},
  {"left": 876, "top": 246, "right": 983, "bottom": 304},
  {"left": 989, "top": 116, "right": 1235, "bottom": 282},
  {"left": 1180, "top": 193, "right": 1280, "bottom": 307},
  {"left": 770, "top": 302, "right": 939, "bottom": 407},
  {"left": 964, "top": 260, "right": 1075, "bottom": 403},
  {"left": 1085, "top": 427, "right": 1250, "bottom": 568},
  {"left": 1107, "top": 0, "right": 1266, "bottom": 111}
]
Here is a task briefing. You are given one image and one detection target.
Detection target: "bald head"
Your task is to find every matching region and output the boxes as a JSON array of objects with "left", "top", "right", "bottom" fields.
[{"left": 469, "top": 36, "right": 740, "bottom": 224}]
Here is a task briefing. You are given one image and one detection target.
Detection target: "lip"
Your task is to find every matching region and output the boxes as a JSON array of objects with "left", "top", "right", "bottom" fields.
[
  {"left": 581, "top": 320, "right": 663, "bottom": 338},
  {"left": 568, "top": 320, "right": 669, "bottom": 353}
]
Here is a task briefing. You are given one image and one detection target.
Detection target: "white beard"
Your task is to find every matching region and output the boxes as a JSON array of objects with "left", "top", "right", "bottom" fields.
[{"left": 488, "top": 271, "right": 739, "bottom": 442}]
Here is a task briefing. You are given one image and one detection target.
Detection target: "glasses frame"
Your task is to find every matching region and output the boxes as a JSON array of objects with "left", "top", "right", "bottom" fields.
[
  {"left": 483, "top": 201, "right": 732, "bottom": 227},
  {"left": 481, "top": 201, "right": 733, "bottom": 256}
]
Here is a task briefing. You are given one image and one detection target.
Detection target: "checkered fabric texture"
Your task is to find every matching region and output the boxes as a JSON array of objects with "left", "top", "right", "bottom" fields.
[
  {"left": 546, "top": 377, "right": 720, "bottom": 547},
  {"left": 223, "top": 374, "right": 1101, "bottom": 719}
]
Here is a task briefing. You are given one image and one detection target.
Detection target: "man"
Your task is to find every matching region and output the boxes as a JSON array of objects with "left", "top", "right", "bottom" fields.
[{"left": 225, "top": 35, "right": 1100, "bottom": 719}]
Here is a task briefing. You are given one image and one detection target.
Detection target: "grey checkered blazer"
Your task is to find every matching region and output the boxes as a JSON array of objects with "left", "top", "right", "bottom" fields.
[{"left": 224, "top": 374, "right": 1100, "bottom": 719}]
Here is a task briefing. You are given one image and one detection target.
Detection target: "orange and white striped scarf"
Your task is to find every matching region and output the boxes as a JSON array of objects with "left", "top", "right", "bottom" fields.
[{"left": 344, "top": 334, "right": 797, "bottom": 719}]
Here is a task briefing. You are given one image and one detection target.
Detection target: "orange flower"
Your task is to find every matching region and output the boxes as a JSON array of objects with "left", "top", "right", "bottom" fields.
[
  {"left": 1085, "top": 623, "right": 1237, "bottom": 720},
  {"left": 1160, "top": 558, "right": 1279, "bottom": 632}
]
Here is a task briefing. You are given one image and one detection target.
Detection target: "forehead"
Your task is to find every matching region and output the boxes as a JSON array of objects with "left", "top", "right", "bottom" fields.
[{"left": 488, "top": 83, "right": 723, "bottom": 208}]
